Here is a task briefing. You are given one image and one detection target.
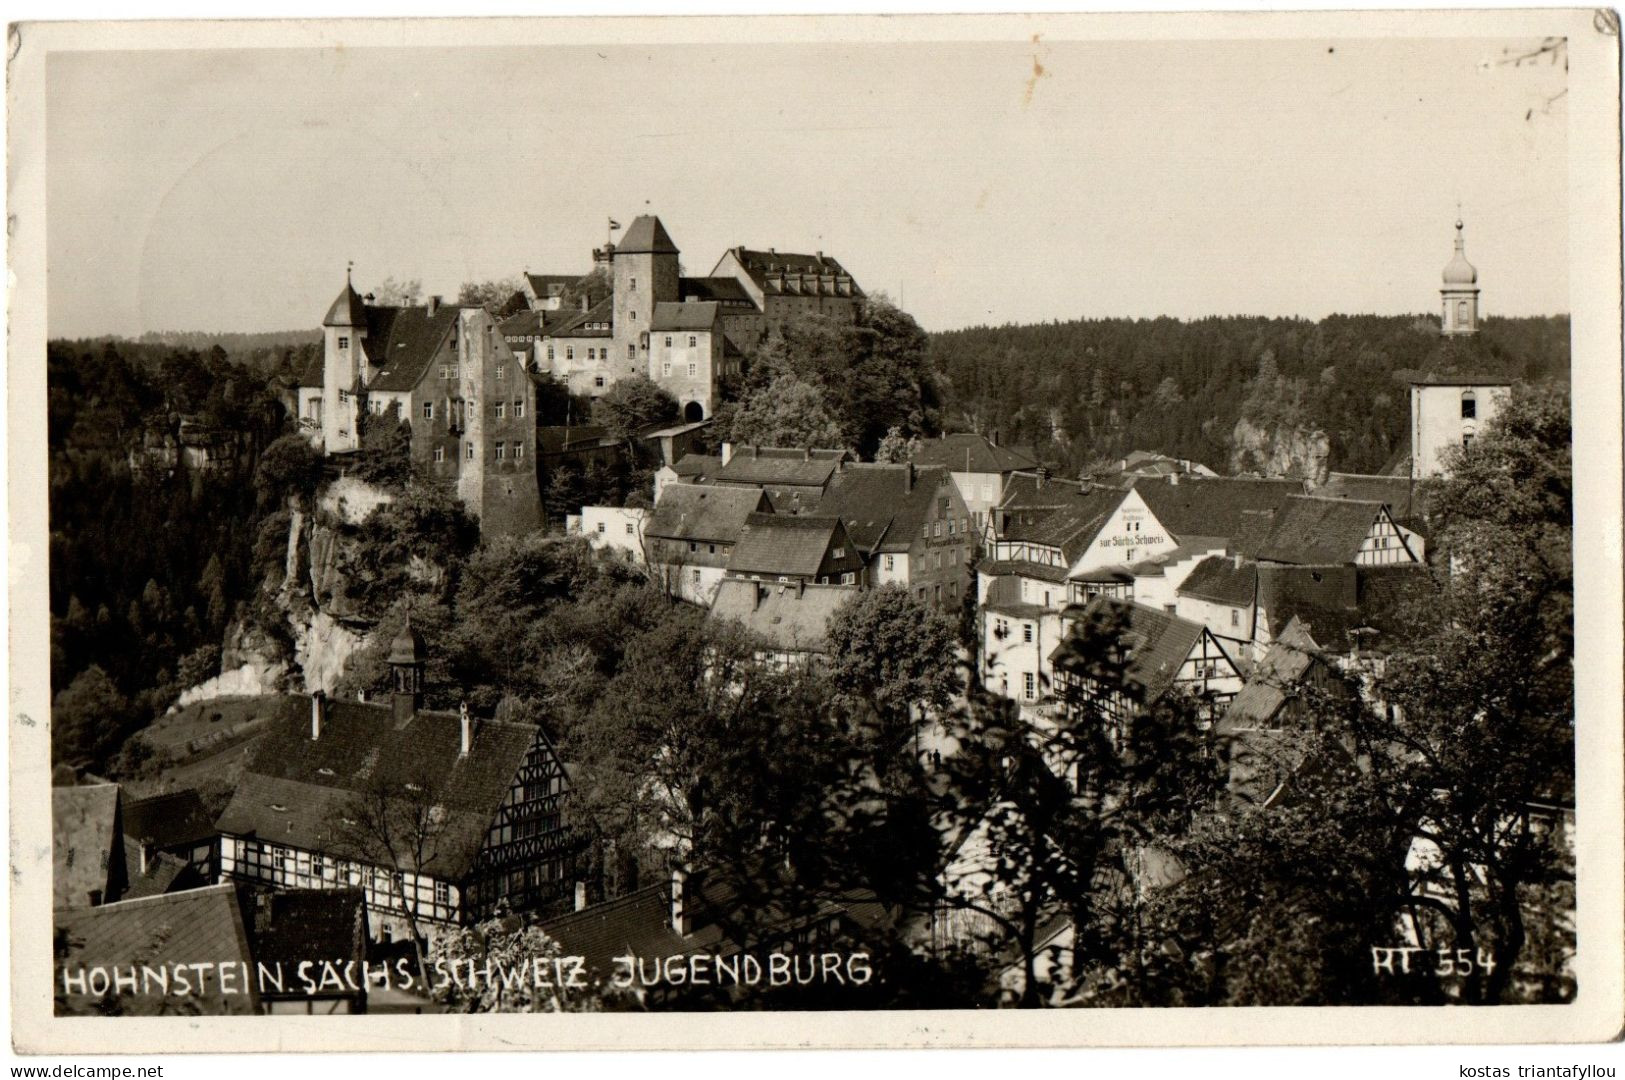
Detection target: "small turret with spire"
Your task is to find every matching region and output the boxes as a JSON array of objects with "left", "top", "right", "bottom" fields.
[{"left": 1440, "top": 211, "right": 1480, "bottom": 337}]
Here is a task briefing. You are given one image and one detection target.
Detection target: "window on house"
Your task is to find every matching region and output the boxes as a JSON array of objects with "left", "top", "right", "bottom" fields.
[
  {"left": 1231, "top": 609, "right": 1240, "bottom": 626},
  {"left": 627, "top": 344, "right": 636, "bottom": 359},
  {"left": 664, "top": 336, "right": 673, "bottom": 347},
  {"left": 497, "top": 365, "right": 505, "bottom": 380},
  {"left": 842, "top": 572, "right": 856, "bottom": 585},
  {"left": 466, "top": 442, "right": 474, "bottom": 460},
  {"left": 434, "top": 446, "right": 445, "bottom": 463},
  {"left": 687, "top": 363, "right": 696, "bottom": 377},
  {"left": 630, "top": 278, "right": 637, "bottom": 290},
  {"left": 1462, "top": 434, "right": 1474, "bottom": 452},
  {"left": 1023, "top": 672, "right": 1036, "bottom": 701},
  {"left": 514, "top": 444, "right": 523, "bottom": 460},
  {"left": 337, "top": 336, "right": 349, "bottom": 350},
  {"left": 495, "top": 442, "right": 506, "bottom": 460},
  {"left": 514, "top": 400, "right": 524, "bottom": 417},
  {"left": 596, "top": 521, "right": 606, "bottom": 534},
  {"left": 933, "top": 522, "right": 942, "bottom": 538},
  {"left": 663, "top": 363, "right": 671, "bottom": 377},
  {"left": 625, "top": 522, "right": 635, "bottom": 535},
  {"left": 884, "top": 555, "right": 894, "bottom": 572},
  {"left": 435, "top": 881, "right": 451, "bottom": 907},
  {"left": 1023, "top": 624, "right": 1034, "bottom": 643},
  {"left": 1461, "top": 391, "right": 1477, "bottom": 419},
  {"left": 422, "top": 401, "right": 434, "bottom": 419},
  {"left": 547, "top": 345, "right": 555, "bottom": 360},
  {"left": 594, "top": 376, "right": 606, "bottom": 388},
  {"left": 689, "top": 541, "right": 698, "bottom": 553},
  {"left": 689, "top": 335, "right": 698, "bottom": 347},
  {"left": 566, "top": 346, "right": 575, "bottom": 360},
  {"left": 691, "top": 568, "right": 701, "bottom": 585},
  {"left": 495, "top": 402, "right": 505, "bottom": 419}
]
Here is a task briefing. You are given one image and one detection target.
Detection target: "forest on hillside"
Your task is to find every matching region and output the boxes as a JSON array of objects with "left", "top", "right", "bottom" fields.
[{"left": 926, "top": 314, "right": 1571, "bottom": 477}]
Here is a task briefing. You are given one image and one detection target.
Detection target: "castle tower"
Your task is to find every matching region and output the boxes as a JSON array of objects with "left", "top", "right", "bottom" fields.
[
  {"left": 612, "top": 215, "right": 680, "bottom": 382},
  {"left": 321, "top": 269, "right": 370, "bottom": 453},
  {"left": 387, "top": 617, "right": 427, "bottom": 727},
  {"left": 1440, "top": 216, "right": 1480, "bottom": 337}
]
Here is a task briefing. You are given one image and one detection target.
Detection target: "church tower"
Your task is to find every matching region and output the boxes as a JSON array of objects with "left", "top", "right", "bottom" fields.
[
  {"left": 612, "top": 215, "right": 680, "bottom": 382},
  {"left": 321, "top": 268, "right": 370, "bottom": 453},
  {"left": 1440, "top": 216, "right": 1480, "bottom": 337}
]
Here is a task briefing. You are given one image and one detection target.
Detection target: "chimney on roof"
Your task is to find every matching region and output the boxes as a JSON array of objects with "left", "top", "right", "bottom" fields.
[
  {"left": 458, "top": 700, "right": 472, "bottom": 757},
  {"left": 1169, "top": 471, "right": 1180, "bottom": 486},
  {"left": 580, "top": 294, "right": 590, "bottom": 314},
  {"left": 671, "top": 867, "right": 691, "bottom": 936},
  {"left": 310, "top": 690, "right": 326, "bottom": 741},
  {"left": 1234, "top": 553, "right": 1244, "bottom": 569},
  {"left": 137, "top": 843, "right": 149, "bottom": 876},
  {"left": 905, "top": 463, "right": 915, "bottom": 493},
  {"left": 574, "top": 881, "right": 589, "bottom": 912},
  {"left": 815, "top": 250, "right": 823, "bottom": 259},
  {"left": 802, "top": 448, "right": 810, "bottom": 461},
  {"left": 1035, "top": 466, "right": 1048, "bottom": 491},
  {"left": 720, "top": 441, "right": 734, "bottom": 467},
  {"left": 427, "top": 296, "right": 441, "bottom": 317}
]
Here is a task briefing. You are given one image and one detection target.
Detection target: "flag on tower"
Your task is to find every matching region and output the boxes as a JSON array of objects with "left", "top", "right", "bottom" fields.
[{"left": 608, "top": 218, "right": 622, "bottom": 230}]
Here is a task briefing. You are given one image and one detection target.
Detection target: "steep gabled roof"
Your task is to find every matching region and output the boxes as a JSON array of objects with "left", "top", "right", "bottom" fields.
[
  {"left": 727, "top": 513, "right": 843, "bottom": 578},
  {"left": 1256, "top": 564, "right": 1360, "bottom": 644},
  {"left": 646, "top": 484, "right": 769, "bottom": 544},
  {"left": 911, "top": 433, "right": 1038, "bottom": 475},
  {"left": 55, "top": 885, "right": 259, "bottom": 1015},
  {"left": 1395, "top": 369, "right": 1514, "bottom": 387},
  {"left": 652, "top": 302, "right": 721, "bottom": 333},
  {"left": 1003, "top": 488, "right": 1125, "bottom": 565},
  {"left": 1319, "top": 472, "right": 1435, "bottom": 526},
  {"left": 998, "top": 471, "right": 1095, "bottom": 512},
  {"left": 616, "top": 215, "right": 679, "bottom": 255},
  {"left": 524, "top": 273, "right": 581, "bottom": 298},
  {"left": 1133, "top": 477, "right": 1305, "bottom": 553},
  {"left": 1257, "top": 496, "right": 1389, "bottom": 565},
  {"left": 53, "top": 785, "right": 122, "bottom": 910},
  {"left": 709, "top": 579, "right": 856, "bottom": 654},
  {"left": 296, "top": 353, "right": 324, "bottom": 389},
  {"left": 1177, "top": 556, "right": 1257, "bottom": 607},
  {"left": 1051, "top": 597, "right": 1208, "bottom": 706},
  {"left": 1220, "top": 618, "right": 1322, "bottom": 733},
  {"left": 213, "top": 697, "right": 544, "bottom": 880},
  {"left": 811, "top": 463, "right": 956, "bottom": 553},
  {"left": 120, "top": 839, "right": 190, "bottom": 901},
  {"left": 364, "top": 305, "right": 460, "bottom": 393},
  {"left": 123, "top": 789, "right": 216, "bottom": 851},
  {"left": 724, "top": 247, "right": 864, "bottom": 298}
]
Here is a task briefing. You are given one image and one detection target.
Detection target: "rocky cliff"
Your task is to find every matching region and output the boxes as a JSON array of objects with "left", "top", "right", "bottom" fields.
[{"left": 1229, "top": 417, "right": 1331, "bottom": 488}]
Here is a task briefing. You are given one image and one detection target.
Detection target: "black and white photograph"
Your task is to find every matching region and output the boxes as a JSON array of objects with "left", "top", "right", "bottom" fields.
[{"left": 8, "top": 7, "right": 1622, "bottom": 1055}]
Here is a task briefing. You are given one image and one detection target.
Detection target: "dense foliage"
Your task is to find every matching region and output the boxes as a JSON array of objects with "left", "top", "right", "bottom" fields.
[
  {"left": 927, "top": 314, "right": 1570, "bottom": 476},
  {"left": 48, "top": 338, "right": 302, "bottom": 767}
]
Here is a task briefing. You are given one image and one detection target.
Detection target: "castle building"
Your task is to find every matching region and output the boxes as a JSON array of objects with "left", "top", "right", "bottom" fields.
[
  {"left": 1440, "top": 216, "right": 1480, "bottom": 336},
  {"left": 300, "top": 276, "right": 540, "bottom": 537},
  {"left": 532, "top": 215, "right": 864, "bottom": 419}
]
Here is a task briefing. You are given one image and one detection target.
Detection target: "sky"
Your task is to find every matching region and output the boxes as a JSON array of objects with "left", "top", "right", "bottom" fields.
[{"left": 45, "top": 35, "right": 1569, "bottom": 337}]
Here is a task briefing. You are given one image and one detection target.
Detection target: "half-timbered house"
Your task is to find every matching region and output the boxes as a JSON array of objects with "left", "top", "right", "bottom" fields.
[
  {"left": 214, "top": 625, "right": 575, "bottom": 944},
  {"left": 1256, "top": 495, "right": 1424, "bottom": 567}
]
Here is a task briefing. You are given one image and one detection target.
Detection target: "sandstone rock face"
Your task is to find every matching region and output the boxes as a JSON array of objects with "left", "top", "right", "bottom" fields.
[
  {"left": 1229, "top": 417, "right": 1331, "bottom": 487},
  {"left": 318, "top": 475, "right": 395, "bottom": 526}
]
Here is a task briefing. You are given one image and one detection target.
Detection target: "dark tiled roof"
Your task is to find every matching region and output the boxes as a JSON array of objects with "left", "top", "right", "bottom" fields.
[
  {"left": 524, "top": 273, "right": 581, "bottom": 298},
  {"left": 977, "top": 559, "right": 1069, "bottom": 584},
  {"left": 500, "top": 309, "right": 549, "bottom": 337},
  {"left": 1319, "top": 473, "right": 1435, "bottom": 526},
  {"left": 646, "top": 484, "right": 770, "bottom": 544},
  {"left": 669, "top": 453, "right": 723, "bottom": 479},
  {"left": 715, "top": 451, "right": 841, "bottom": 489},
  {"left": 123, "top": 790, "right": 216, "bottom": 851},
  {"left": 1256, "top": 564, "right": 1359, "bottom": 644},
  {"left": 617, "top": 215, "right": 680, "bottom": 255},
  {"left": 364, "top": 305, "right": 460, "bottom": 393},
  {"left": 296, "top": 353, "right": 324, "bottom": 389},
  {"left": 1051, "top": 597, "right": 1207, "bottom": 705},
  {"left": 214, "top": 697, "right": 544, "bottom": 880},
  {"left": 1256, "top": 496, "right": 1387, "bottom": 566},
  {"left": 911, "top": 434, "right": 1038, "bottom": 475},
  {"left": 709, "top": 579, "right": 856, "bottom": 653},
  {"left": 53, "top": 785, "right": 122, "bottom": 910},
  {"left": 120, "top": 839, "right": 188, "bottom": 901},
  {"left": 1003, "top": 488, "right": 1125, "bottom": 564},
  {"left": 1220, "top": 619, "right": 1321, "bottom": 733},
  {"left": 678, "top": 276, "right": 754, "bottom": 305},
  {"left": 1134, "top": 477, "right": 1305, "bottom": 553},
  {"left": 998, "top": 471, "right": 1094, "bottom": 512},
  {"left": 652, "top": 301, "right": 720, "bottom": 333},
  {"left": 727, "top": 247, "right": 865, "bottom": 299},
  {"left": 55, "top": 885, "right": 259, "bottom": 1015},
  {"left": 727, "top": 513, "right": 843, "bottom": 578},
  {"left": 251, "top": 888, "right": 366, "bottom": 978},
  {"left": 1177, "top": 556, "right": 1257, "bottom": 607},
  {"left": 811, "top": 463, "right": 957, "bottom": 553},
  {"left": 547, "top": 296, "right": 614, "bottom": 339},
  {"left": 323, "top": 282, "right": 367, "bottom": 328}
]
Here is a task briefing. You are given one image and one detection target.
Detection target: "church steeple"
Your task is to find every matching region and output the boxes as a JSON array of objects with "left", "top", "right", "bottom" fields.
[{"left": 1440, "top": 214, "right": 1480, "bottom": 336}]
